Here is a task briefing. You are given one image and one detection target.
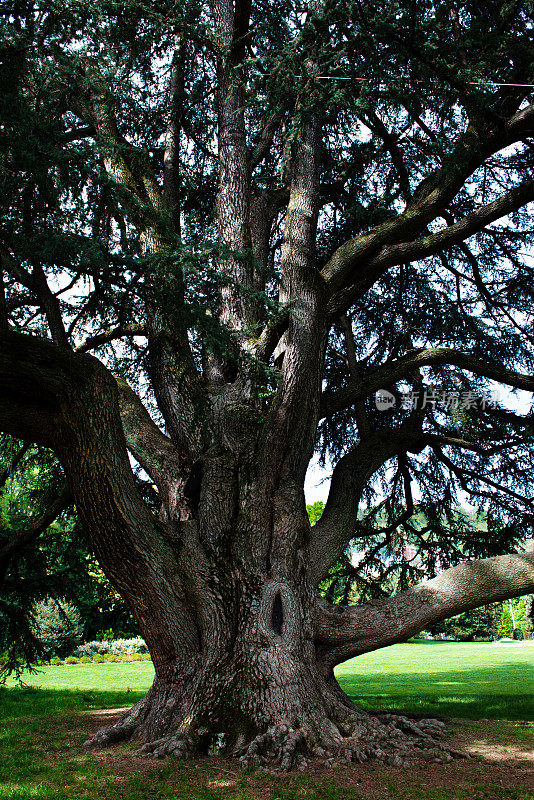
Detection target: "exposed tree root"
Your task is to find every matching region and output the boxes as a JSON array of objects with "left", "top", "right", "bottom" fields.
[
  {"left": 232, "top": 712, "right": 463, "bottom": 771},
  {"left": 84, "top": 694, "right": 467, "bottom": 771}
]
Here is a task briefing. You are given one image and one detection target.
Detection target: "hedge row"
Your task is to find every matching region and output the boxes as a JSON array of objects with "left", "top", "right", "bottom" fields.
[{"left": 50, "top": 652, "right": 152, "bottom": 665}]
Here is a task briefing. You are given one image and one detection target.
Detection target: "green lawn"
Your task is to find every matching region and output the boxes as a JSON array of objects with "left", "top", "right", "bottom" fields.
[
  {"left": 1, "top": 643, "right": 533, "bottom": 800},
  {"left": 336, "top": 641, "right": 534, "bottom": 720},
  {"left": 2, "top": 641, "right": 533, "bottom": 721}
]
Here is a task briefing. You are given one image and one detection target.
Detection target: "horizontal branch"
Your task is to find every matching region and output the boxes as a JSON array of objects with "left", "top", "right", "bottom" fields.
[
  {"left": 314, "top": 551, "right": 534, "bottom": 668},
  {"left": 76, "top": 324, "right": 146, "bottom": 353},
  {"left": 321, "top": 346, "right": 534, "bottom": 419}
]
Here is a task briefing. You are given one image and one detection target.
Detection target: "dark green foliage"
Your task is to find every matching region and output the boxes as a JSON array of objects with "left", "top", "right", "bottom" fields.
[
  {"left": 430, "top": 605, "right": 500, "bottom": 641},
  {"left": 31, "top": 598, "right": 83, "bottom": 659},
  {"left": 317, "top": 502, "right": 528, "bottom": 612},
  {"left": 0, "top": 435, "right": 138, "bottom": 677}
]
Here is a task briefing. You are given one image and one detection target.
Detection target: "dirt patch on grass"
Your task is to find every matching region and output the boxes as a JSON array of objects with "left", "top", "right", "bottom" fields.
[{"left": 47, "top": 709, "right": 534, "bottom": 799}]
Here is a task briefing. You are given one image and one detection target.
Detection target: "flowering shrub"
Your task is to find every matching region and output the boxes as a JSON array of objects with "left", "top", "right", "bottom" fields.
[{"left": 73, "top": 637, "right": 147, "bottom": 658}]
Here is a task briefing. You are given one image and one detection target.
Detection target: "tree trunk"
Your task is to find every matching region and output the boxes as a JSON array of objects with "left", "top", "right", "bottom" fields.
[
  {"left": 3, "top": 330, "right": 534, "bottom": 769},
  {"left": 76, "top": 398, "right": 453, "bottom": 768},
  {"left": 84, "top": 503, "right": 452, "bottom": 770}
]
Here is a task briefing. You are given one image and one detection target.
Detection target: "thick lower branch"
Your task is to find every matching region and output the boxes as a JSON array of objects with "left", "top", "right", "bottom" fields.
[
  {"left": 314, "top": 552, "right": 534, "bottom": 668},
  {"left": 0, "top": 330, "right": 200, "bottom": 669}
]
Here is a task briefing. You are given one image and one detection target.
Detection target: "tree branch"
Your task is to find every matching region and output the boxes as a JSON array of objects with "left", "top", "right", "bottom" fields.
[
  {"left": 314, "top": 551, "right": 534, "bottom": 668},
  {"left": 265, "top": 3, "right": 328, "bottom": 484},
  {"left": 322, "top": 105, "right": 534, "bottom": 310},
  {"left": 163, "top": 32, "right": 185, "bottom": 235},
  {"left": 76, "top": 324, "right": 146, "bottom": 353},
  {"left": 0, "top": 443, "right": 30, "bottom": 490},
  {"left": 309, "top": 430, "right": 425, "bottom": 584},
  {"left": 248, "top": 103, "right": 286, "bottom": 173},
  {"left": 0, "top": 486, "right": 72, "bottom": 578},
  {"left": 321, "top": 345, "right": 534, "bottom": 419},
  {"left": 0, "top": 328, "right": 199, "bottom": 659},
  {"left": 369, "top": 179, "right": 534, "bottom": 272},
  {"left": 116, "top": 379, "right": 189, "bottom": 518},
  {"left": 210, "top": 0, "right": 254, "bottom": 363}
]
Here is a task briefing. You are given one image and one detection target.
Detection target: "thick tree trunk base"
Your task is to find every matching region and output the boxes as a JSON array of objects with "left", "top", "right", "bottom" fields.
[{"left": 84, "top": 673, "right": 465, "bottom": 771}]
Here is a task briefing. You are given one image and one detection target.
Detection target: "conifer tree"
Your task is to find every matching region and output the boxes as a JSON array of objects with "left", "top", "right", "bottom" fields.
[{"left": 1, "top": 0, "right": 534, "bottom": 766}]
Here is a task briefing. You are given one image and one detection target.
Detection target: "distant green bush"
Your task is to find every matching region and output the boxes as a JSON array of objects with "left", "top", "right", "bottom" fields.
[
  {"left": 50, "top": 656, "right": 62, "bottom": 665},
  {"left": 32, "top": 599, "right": 83, "bottom": 659},
  {"left": 64, "top": 656, "right": 79, "bottom": 664},
  {"left": 79, "top": 656, "right": 91, "bottom": 663},
  {"left": 92, "top": 654, "right": 105, "bottom": 663}
]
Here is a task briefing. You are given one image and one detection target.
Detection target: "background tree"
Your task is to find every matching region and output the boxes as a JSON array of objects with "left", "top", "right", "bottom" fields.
[
  {"left": 1, "top": 0, "right": 534, "bottom": 768},
  {"left": 0, "top": 435, "right": 138, "bottom": 674}
]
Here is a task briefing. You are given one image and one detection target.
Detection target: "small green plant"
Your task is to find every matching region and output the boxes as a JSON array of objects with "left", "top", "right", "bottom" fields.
[
  {"left": 105, "top": 654, "right": 119, "bottom": 662},
  {"left": 50, "top": 656, "right": 62, "bottom": 665},
  {"left": 79, "top": 656, "right": 91, "bottom": 663},
  {"left": 64, "top": 656, "right": 79, "bottom": 664},
  {"left": 93, "top": 653, "right": 105, "bottom": 663}
]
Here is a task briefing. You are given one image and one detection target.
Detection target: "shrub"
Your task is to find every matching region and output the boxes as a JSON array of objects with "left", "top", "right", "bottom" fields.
[
  {"left": 73, "top": 636, "right": 148, "bottom": 658},
  {"left": 93, "top": 653, "right": 105, "bottom": 663},
  {"left": 109, "top": 637, "right": 148, "bottom": 656},
  {"left": 104, "top": 654, "right": 119, "bottom": 662},
  {"left": 50, "top": 656, "right": 62, "bottom": 665},
  {"left": 130, "top": 653, "right": 143, "bottom": 661},
  {"left": 74, "top": 641, "right": 110, "bottom": 658},
  {"left": 79, "top": 656, "right": 91, "bottom": 663},
  {"left": 31, "top": 599, "right": 83, "bottom": 659},
  {"left": 74, "top": 636, "right": 147, "bottom": 658},
  {"left": 64, "top": 656, "right": 79, "bottom": 664}
]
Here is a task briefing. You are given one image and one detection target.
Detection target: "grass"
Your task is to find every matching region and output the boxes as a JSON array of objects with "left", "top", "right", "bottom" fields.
[
  {"left": 336, "top": 641, "right": 534, "bottom": 721},
  {"left": 5, "top": 641, "right": 533, "bottom": 721},
  {"left": 0, "top": 643, "right": 533, "bottom": 799}
]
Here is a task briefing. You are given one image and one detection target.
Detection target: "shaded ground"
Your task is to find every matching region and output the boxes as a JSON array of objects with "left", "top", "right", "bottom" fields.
[
  {"left": 2, "top": 644, "right": 533, "bottom": 799},
  {"left": 5, "top": 706, "right": 530, "bottom": 800}
]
